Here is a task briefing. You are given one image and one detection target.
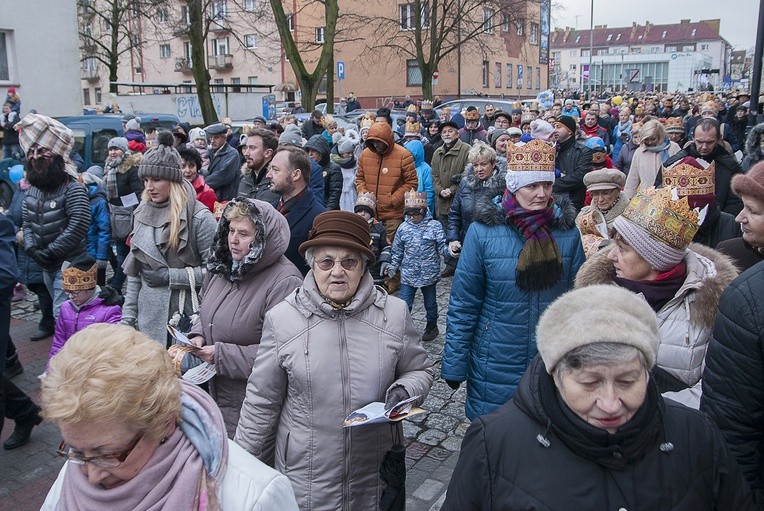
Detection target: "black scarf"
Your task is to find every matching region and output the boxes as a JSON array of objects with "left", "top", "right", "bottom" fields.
[
  {"left": 613, "top": 262, "right": 686, "bottom": 313},
  {"left": 538, "top": 367, "right": 663, "bottom": 471}
]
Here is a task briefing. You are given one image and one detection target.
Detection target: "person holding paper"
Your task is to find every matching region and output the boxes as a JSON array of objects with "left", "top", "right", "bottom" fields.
[
  {"left": 235, "top": 210, "right": 434, "bottom": 510},
  {"left": 40, "top": 324, "right": 299, "bottom": 510},
  {"left": 188, "top": 198, "right": 302, "bottom": 437}
]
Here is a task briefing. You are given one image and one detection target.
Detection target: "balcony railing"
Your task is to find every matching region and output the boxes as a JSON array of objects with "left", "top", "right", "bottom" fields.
[
  {"left": 174, "top": 57, "right": 193, "bottom": 73},
  {"left": 207, "top": 54, "right": 233, "bottom": 70},
  {"left": 81, "top": 67, "right": 99, "bottom": 82}
]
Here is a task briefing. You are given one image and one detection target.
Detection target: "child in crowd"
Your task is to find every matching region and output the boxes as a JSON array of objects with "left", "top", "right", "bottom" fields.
[
  {"left": 48, "top": 255, "right": 122, "bottom": 366},
  {"left": 385, "top": 190, "right": 448, "bottom": 341},
  {"left": 187, "top": 127, "right": 210, "bottom": 172},
  {"left": 334, "top": 132, "right": 359, "bottom": 211},
  {"left": 124, "top": 117, "right": 147, "bottom": 153},
  {"left": 81, "top": 166, "right": 111, "bottom": 286},
  {"left": 4, "top": 87, "right": 20, "bottom": 113},
  {"left": 354, "top": 192, "right": 391, "bottom": 287}
]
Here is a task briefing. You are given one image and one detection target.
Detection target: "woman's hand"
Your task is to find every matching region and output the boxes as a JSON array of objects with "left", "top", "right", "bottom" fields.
[
  {"left": 189, "top": 336, "right": 205, "bottom": 348},
  {"left": 196, "top": 345, "right": 215, "bottom": 364}
]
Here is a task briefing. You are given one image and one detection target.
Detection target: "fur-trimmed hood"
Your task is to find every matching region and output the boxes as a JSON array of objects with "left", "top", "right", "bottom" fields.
[
  {"left": 745, "top": 122, "right": 764, "bottom": 163},
  {"left": 461, "top": 158, "right": 507, "bottom": 191},
  {"left": 206, "top": 197, "right": 290, "bottom": 282},
  {"left": 472, "top": 191, "right": 578, "bottom": 231},
  {"left": 106, "top": 152, "right": 142, "bottom": 174},
  {"left": 575, "top": 242, "right": 738, "bottom": 328}
]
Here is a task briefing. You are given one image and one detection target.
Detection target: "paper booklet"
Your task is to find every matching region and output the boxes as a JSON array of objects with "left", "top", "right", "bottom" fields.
[
  {"left": 167, "top": 325, "right": 217, "bottom": 384},
  {"left": 343, "top": 395, "right": 424, "bottom": 427}
]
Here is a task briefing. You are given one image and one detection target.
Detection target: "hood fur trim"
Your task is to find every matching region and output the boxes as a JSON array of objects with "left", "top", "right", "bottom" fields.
[
  {"left": 745, "top": 123, "right": 764, "bottom": 162},
  {"left": 118, "top": 153, "right": 142, "bottom": 174}
]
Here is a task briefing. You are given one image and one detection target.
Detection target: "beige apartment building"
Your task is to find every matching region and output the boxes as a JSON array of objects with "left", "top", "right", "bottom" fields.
[{"left": 79, "top": 0, "right": 549, "bottom": 113}]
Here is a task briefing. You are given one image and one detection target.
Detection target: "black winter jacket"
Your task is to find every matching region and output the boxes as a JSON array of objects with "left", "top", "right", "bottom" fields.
[
  {"left": 662, "top": 145, "right": 744, "bottom": 216},
  {"left": 554, "top": 137, "right": 593, "bottom": 211},
  {"left": 444, "top": 356, "right": 754, "bottom": 511},
  {"left": 105, "top": 154, "right": 143, "bottom": 207},
  {"left": 692, "top": 206, "right": 740, "bottom": 249},
  {"left": 304, "top": 135, "right": 342, "bottom": 210},
  {"left": 237, "top": 163, "right": 280, "bottom": 206},
  {"left": 22, "top": 179, "right": 90, "bottom": 270},
  {"left": 702, "top": 261, "right": 764, "bottom": 509},
  {"left": 446, "top": 161, "right": 506, "bottom": 242},
  {"left": 742, "top": 123, "right": 764, "bottom": 172}
]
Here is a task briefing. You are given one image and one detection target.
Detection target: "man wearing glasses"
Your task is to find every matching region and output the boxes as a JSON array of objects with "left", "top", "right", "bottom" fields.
[{"left": 18, "top": 113, "right": 90, "bottom": 318}]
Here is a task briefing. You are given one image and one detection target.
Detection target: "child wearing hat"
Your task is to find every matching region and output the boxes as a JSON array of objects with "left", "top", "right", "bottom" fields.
[
  {"left": 187, "top": 127, "right": 210, "bottom": 172},
  {"left": 354, "top": 192, "right": 391, "bottom": 286},
  {"left": 48, "top": 255, "right": 123, "bottom": 366},
  {"left": 384, "top": 190, "right": 448, "bottom": 341}
]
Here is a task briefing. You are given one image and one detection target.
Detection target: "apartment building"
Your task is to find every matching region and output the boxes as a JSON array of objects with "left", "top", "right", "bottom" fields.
[
  {"left": 79, "top": 0, "right": 549, "bottom": 113},
  {"left": 550, "top": 19, "right": 733, "bottom": 93}
]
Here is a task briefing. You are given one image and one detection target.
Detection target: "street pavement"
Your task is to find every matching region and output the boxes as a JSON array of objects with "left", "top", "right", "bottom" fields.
[{"left": 0, "top": 278, "right": 466, "bottom": 511}]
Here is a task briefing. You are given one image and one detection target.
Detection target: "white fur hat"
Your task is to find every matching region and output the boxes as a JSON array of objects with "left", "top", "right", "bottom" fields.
[{"left": 536, "top": 285, "right": 659, "bottom": 373}]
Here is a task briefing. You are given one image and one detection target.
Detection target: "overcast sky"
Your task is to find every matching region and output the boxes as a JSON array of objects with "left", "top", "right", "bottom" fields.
[{"left": 553, "top": 0, "right": 758, "bottom": 50}]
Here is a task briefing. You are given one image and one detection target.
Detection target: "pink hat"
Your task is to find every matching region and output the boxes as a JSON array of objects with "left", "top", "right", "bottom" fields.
[{"left": 7, "top": 87, "right": 15, "bottom": 95}]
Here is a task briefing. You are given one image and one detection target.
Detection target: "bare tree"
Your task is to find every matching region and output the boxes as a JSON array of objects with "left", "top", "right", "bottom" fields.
[{"left": 363, "top": 0, "right": 540, "bottom": 99}]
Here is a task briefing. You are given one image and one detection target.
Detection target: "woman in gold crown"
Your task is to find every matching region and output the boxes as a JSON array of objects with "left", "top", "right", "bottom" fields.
[
  {"left": 442, "top": 140, "right": 586, "bottom": 420},
  {"left": 576, "top": 186, "right": 737, "bottom": 408}
]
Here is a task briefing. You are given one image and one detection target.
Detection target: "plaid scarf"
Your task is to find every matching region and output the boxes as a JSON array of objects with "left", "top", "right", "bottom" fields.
[{"left": 502, "top": 190, "right": 562, "bottom": 291}]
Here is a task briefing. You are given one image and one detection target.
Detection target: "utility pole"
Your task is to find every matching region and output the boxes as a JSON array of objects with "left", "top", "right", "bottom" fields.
[
  {"left": 749, "top": 0, "right": 764, "bottom": 127},
  {"left": 588, "top": 0, "right": 593, "bottom": 98}
]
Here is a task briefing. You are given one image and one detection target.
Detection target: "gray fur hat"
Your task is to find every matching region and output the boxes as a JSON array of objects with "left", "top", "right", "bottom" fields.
[
  {"left": 137, "top": 131, "right": 183, "bottom": 183},
  {"left": 536, "top": 285, "right": 659, "bottom": 373}
]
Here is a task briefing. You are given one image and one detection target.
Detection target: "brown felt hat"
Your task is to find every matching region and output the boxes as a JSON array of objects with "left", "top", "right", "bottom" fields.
[
  {"left": 732, "top": 161, "right": 764, "bottom": 204},
  {"left": 299, "top": 211, "right": 376, "bottom": 265}
]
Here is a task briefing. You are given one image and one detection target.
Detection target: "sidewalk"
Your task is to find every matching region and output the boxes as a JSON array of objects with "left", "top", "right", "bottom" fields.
[{"left": 0, "top": 280, "right": 465, "bottom": 510}]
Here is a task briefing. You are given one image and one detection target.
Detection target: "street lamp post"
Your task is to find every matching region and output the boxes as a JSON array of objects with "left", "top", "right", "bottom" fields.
[
  {"left": 588, "top": 0, "right": 593, "bottom": 97},
  {"left": 749, "top": 0, "right": 764, "bottom": 127}
]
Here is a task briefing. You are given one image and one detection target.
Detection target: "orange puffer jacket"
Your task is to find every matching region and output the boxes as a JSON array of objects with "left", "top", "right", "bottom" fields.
[{"left": 356, "top": 122, "right": 418, "bottom": 221}]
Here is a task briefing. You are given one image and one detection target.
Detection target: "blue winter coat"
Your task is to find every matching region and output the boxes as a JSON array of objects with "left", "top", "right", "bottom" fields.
[
  {"left": 441, "top": 194, "right": 586, "bottom": 420},
  {"left": 389, "top": 211, "right": 448, "bottom": 287},
  {"left": 86, "top": 183, "right": 111, "bottom": 261},
  {"left": 404, "top": 140, "right": 435, "bottom": 215}
]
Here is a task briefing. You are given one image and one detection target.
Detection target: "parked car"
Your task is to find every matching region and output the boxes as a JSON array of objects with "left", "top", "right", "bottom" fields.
[
  {"left": 57, "top": 113, "right": 180, "bottom": 169},
  {"left": 436, "top": 97, "right": 537, "bottom": 116}
]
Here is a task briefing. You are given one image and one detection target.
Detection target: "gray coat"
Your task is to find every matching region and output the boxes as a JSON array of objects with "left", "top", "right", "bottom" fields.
[
  {"left": 235, "top": 272, "right": 434, "bottom": 511},
  {"left": 190, "top": 198, "right": 303, "bottom": 436},
  {"left": 121, "top": 199, "right": 217, "bottom": 345}
]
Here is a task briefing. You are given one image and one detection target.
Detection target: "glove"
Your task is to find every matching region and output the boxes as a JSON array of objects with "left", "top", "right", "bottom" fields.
[
  {"left": 379, "top": 262, "right": 392, "bottom": 278},
  {"left": 142, "top": 267, "right": 169, "bottom": 288},
  {"left": 448, "top": 241, "right": 462, "bottom": 258},
  {"left": 96, "top": 260, "right": 108, "bottom": 270},
  {"left": 385, "top": 265, "right": 396, "bottom": 278},
  {"left": 385, "top": 386, "right": 410, "bottom": 410},
  {"left": 445, "top": 380, "right": 461, "bottom": 391},
  {"left": 31, "top": 248, "right": 56, "bottom": 267},
  {"left": 15, "top": 229, "right": 24, "bottom": 246}
]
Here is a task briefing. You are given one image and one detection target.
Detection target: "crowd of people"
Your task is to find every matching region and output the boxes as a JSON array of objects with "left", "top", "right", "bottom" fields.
[{"left": 3, "top": 84, "right": 764, "bottom": 509}]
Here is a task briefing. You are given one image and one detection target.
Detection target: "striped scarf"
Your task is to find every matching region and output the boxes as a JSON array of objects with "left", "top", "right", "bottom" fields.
[{"left": 502, "top": 190, "right": 562, "bottom": 291}]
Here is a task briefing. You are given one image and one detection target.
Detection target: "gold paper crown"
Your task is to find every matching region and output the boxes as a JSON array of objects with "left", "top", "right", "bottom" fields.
[
  {"left": 421, "top": 100, "right": 433, "bottom": 110},
  {"left": 62, "top": 263, "right": 97, "bottom": 291},
  {"left": 359, "top": 118, "right": 374, "bottom": 130},
  {"left": 665, "top": 117, "right": 684, "bottom": 133},
  {"left": 508, "top": 139, "right": 556, "bottom": 172},
  {"left": 621, "top": 187, "right": 700, "bottom": 250},
  {"left": 663, "top": 160, "right": 715, "bottom": 197},
  {"left": 404, "top": 189, "right": 427, "bottom": 210},
  {"left": 464, "top": 108, "right": 480, "bottom": 121},
  {"left": 405, "top": 121, "right": 422, "bottom": 135},
  {"left": 406, "top": 104, "right": 418, "bottom": 114},
  {"left": 354, "top": 191, "right": 377, "bottom": 213}
]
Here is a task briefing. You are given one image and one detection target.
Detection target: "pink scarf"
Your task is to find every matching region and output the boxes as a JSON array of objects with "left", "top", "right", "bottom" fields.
[{"left": 57, "top": 382, "right": 228, "bottom": 511}]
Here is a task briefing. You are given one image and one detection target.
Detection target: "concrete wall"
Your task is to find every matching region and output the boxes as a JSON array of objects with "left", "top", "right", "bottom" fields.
[{"left": 0, "top": 1, "right": 82, "bottom": 116}]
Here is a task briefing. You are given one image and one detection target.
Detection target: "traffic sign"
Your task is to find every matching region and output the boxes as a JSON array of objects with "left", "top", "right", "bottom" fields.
[
  {"left": 432, "top": 69, "right": 439, "bottom": 85},
  {"left": 337, "top": 61, "right": 345, "bottom": 80}
]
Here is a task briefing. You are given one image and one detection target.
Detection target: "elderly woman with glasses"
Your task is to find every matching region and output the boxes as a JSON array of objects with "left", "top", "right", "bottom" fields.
[
  {"left": 235, "top": 210, "right": 434, "bottom": 510},
  {"left": 40, "top": 324, "right": 298, "bottom": 510}
]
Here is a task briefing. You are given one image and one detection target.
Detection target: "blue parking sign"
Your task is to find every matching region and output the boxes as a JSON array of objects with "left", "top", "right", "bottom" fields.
[{"left": 337, "top": 61, "right": 345, "bottom": 80}]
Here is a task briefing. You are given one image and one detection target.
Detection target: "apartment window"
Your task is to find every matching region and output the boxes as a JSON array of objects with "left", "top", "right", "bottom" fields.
[
  {"left": 159, "top": 44, "right": 171, "bottom": 59},
  {"left": 495, "top": 62, "right": 502, "bottom": 87},
  {"left": 406, "top": 59, "right": 422, "bottom": 86},
  {"left": 581, "top": 49, "right": 590, "bottom": 57},
  {"left": 83, "top": 88, "right": 91, "bottom": 106},
  {"left": 315, "top": 27, "right": 325, "bottom": 44},
  {"left": 243, "top": 0, "right": 256, "bottom": 12},
  {"left": 0, "top": 31, "right": 13, "bottom": 81},
  {"left": 507, "top": 63, "right": 512, "bottom": 88},
  {"left": 213, "top": 78, "right": 224, "bottom": 93},
  {"left": 95, "top": 87, "right": 102, "bottom": 104},
  {"left": 516, "top": 19, "right": 524, "bottom": 36},
  {"left": 399, "top": 3, "right": 429, "bottom": 31},
  {"left": 82, "top": 23, "right": 92, "bottom": 37},
  {"left": 607, "top": 34, "right": 612, "bottom": 41},
  {"left": 102, "top": 17, "right": 112, "bottom": 32},
  {"left": 183, "top": 41, "right": 192, "bottom": 61},
  {"left": 661, "top": 30, "right": 667, "bottom": 38},
  {"left": 231, "top": 77, "right": 241, "bottom": 93},
  {"left": 569, "top": 50, "right": 576, "bottom": 57},
  {"left": 570, "top": 64, "right": 577, "bottom": 71},
  {"left": 700, "top": 44, "right": 709, "bottom": 50},
  {"left": 182, "top": 80, "right": 192, "bottom": 93},
  {"left": 157, "top": 8, "right": 168, "bottom": 23},
  {"left": 630, "top": 46, "right": 642, "bottom": 54},
  {"left": 181, "top": 5, "right": 191, "bottom": 25},
  {"left": 665, "top": 45, "right": 677, "bottom": 52},
  {"left": 248, "top": 76, "right": 259, "bottom": 84},
  {"left": 212, "top": 0, "right": 227, "bottom": 19},
  {"left": 132, "top": 34, "right": 140, "bottom": 47},
  {"left": 244, "top": 34, "right": 257, "bottom": 49},
  {"left": 501, "top": 13, "right": 509, "bottom": 32},
  {"left": 530, "top": 22, "right": 538, "bottom": 44},
  {"left": 213, "top": 37, "right": 229, "bottom": 55},
  {"left": 526, "top": 66, "right": 532, "bottom": 89},
  {"left": 286, "top": 14, "right": 294, "bottom": 31},
  {"left": 482, "top": 60, "right": 490, "bottom": 87},
  {"left": 483, "top": 8, "right": 494, "bottom": 33}
]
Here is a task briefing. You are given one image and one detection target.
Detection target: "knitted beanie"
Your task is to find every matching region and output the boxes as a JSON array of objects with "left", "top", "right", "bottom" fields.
[
  {"left": 555, "top": 116, "right": 577, "bottom": 136},
  {"left": 138, "top": 131, "right": 183, "bottom": 183},
  {"left": 530, "top": 119, "right": 555, "bottom": 142},
  {"left": 338, "top": 137, "right": 357, "bottom": 155},
  {"left": 188, "top": 127, "right": 207, "bottom": 143},
  {"left": 613, "top": 216, "right": 687, "bottom": 271},
  {"left": 536, "top": 284, "right": 659, "bottom": 373},
  {"left": 108, "top": 137, "right": 129, "bottom": 153},
  {"left": 125, "top": 117, "right": 141, "bottom": 131},
  {"left": 279, "top": 124, "right": 303, "bottom": 147}
]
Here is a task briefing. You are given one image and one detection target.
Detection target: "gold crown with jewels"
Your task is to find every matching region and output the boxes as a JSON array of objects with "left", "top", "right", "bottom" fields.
[
  {"left": 404, "top": 189, "right": 428, "bottom": 210},
  {"left": 622, "top": 187, "right": 700, "bottom": 249},
  {"left": 508, "top": 139, "right": 556, "bottom": 172}
]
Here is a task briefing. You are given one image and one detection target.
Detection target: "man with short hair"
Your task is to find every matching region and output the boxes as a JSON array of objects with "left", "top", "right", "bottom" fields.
[
  {"left": 481, "top": 103, "right": 496, "bottom": 129},
  {"left": 346, "top": 93, "right": 361, "bottom": 113},
  {"left": 661, "top": 118, "right": 743, "bottom": 215},
  {"left": 204, "top": 123, "right": 242, "bottom": 201},
  {"left": 267, "top": 146, "right": 326, "bottom": 275},
  {"left": 18, "top": 114, "right": 91, "bottom": 318},
  {"left": 493, "top": 111, "right": 511, "bottom": 130},
  {"left": 553, "top": 116, "right": 592, "bottom": 211},
  {"left": 238, "top": 128, "right": 280, "bottom": 205},
  {"left": 301, "top": 110, "right": 324, "bottom": 140}
]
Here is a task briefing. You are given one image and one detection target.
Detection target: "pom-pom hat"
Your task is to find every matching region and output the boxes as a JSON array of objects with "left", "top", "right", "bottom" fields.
[{"left": 137, "top": 131, "right": 183, "bottom": 183}]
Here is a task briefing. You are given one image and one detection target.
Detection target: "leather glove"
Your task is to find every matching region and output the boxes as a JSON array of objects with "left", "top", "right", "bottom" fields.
[
  {"left": 31, "top": 248, "right": 56, "bottom": 267},
  {"left": 379, "top": 262, "right": 392, "bottom": 278},
  {"left": 96, "top": 260, "right": 108, "bottom": 270},
  {"left": 445, "top": 380, "right": 461, "bottom": 391},
  {"left": 142, "top": 267, "right": 169, "bottom": 288},
  {"left": 385, "top": 385, "right": 410, "bottom": 410},
  {"left": 448, "top": 241, "right": 462, "bottom": 258}
]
